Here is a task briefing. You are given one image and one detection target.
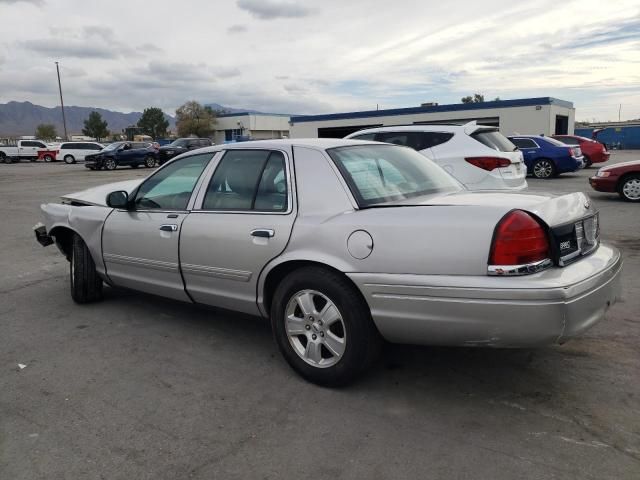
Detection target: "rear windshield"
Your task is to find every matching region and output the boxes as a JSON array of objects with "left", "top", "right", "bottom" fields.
[
  {"left": 327, "top": 144, "right": 461, "bottom": 207},
  {"left": 471, "top": 130, "right": 516, "bottom": 152},
  {"left": 544, "top": 137, "right": 568, "bottom": 147}
]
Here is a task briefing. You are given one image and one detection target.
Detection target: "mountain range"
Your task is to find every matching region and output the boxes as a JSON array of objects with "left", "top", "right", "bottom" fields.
[{"left": 0, "top": 101, "right": 261, "bottom": 137}]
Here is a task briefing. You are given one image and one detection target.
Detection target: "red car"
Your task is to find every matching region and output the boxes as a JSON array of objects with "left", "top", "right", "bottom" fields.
[
  {"left": 552, "top": 135, "right": 610, "bottom": 167},
  {"left": 589, "top": 160, "right": 640, "bottom": 202}
]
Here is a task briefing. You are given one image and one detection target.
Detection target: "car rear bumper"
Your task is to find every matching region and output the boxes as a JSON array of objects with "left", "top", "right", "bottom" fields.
[{"left": 348, "top": 243, "right": 622, "bottom": 347}]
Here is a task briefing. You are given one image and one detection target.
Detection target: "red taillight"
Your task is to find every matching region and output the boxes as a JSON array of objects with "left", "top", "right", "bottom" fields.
[
  {"left": 465, "top": 156, "right": 511, "bottom": 171},
  {"left": 489, "top": 210, "right": 550, "bottom": 265}
]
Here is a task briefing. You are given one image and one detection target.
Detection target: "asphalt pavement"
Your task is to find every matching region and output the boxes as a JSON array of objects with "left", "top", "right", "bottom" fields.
[{"left": 1, "top": 152, "right": 639, "bottom": 479}]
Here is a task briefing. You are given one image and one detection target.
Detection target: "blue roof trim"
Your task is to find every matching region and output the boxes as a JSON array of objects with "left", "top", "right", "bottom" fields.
[{"left": 290, "top": 97, "right": 574, "bottom": 123}]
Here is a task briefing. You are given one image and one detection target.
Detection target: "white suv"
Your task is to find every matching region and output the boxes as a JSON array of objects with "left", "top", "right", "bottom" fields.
[
  {"left": 56, "top": 142, "right": 104, "bottom": 164},
  {"left": 345, "top": 122, "right": 527, "bottom": 190}
]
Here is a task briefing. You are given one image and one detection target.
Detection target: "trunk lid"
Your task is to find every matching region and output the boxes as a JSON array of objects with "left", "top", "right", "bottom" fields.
[{"left": 389, "top": 190, "right": 599, "bottom": 266}]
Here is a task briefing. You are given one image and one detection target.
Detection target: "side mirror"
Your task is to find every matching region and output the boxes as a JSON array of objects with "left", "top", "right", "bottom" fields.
[{"left": 107, "top": 190, "right": 129, "bottom": 209}]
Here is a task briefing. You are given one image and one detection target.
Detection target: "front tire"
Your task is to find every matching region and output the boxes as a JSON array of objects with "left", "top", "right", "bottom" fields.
[
  {"left": 64, "top": 155, "right": 76, "bottom": 164},
  {"left": 532, "top": 158, "right": 555, "bottom": 179},
  {"left": 70, "top": 234, "right": 103, "bottom": 303},
  {"left": 271, "top": 267, "right": 381, "bottom": 386},
  {"left": 619, "top": 174, "right": 640, "bottom": 202},
  {"left": 104, "top": 158, "right": 117, "bottom": 170}
]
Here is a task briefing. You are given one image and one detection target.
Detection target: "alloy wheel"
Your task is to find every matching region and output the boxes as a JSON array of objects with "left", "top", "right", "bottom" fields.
[
  {"left": 105, "top": 159, "right": 116, "bottom": 170},
  {"left": 533, "top": 160, "right": 553, "bottom": 179},
  {"left": 622, "top": 178, "right": 640, "bottom": 201},
  {"left": 285, "top": 289, "right": 347, "bottom": 368}
]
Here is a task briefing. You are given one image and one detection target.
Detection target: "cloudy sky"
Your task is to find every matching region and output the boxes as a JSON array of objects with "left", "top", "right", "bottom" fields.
[{"left": 1, "top": 0, "right": 639, "bottom": 120}]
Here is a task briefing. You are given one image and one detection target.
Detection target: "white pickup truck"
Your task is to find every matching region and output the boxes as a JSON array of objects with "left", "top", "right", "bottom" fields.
[{"left": 0, "top": 139, "right": 48, "bottom": 163}]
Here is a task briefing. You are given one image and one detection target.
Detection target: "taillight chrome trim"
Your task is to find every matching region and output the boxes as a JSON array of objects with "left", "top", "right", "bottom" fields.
[{"left": 487, "top": 258, "right": 552, "bottom": 276}]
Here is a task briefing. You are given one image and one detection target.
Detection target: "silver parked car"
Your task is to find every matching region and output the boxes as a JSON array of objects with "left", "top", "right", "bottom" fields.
[{"left": 34, "top": 139, "right": 622, "bottom": 385}]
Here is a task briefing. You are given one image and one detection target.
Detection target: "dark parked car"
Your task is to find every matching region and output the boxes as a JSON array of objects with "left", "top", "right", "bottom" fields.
[
  {"left": 85, "top": 142, "right": 158, "bottom": 171},
  {"left": 552, "top": 135, "right": 610, "bottom": 167},
  {"left": 158, "top": 138, "right": 213, "bottom": 165},
  {"left": 590, "top": 160, "right": 640, "bottom": 202},
  {"left": 509, "top": 135, "right": 584, "bottom": 179}
]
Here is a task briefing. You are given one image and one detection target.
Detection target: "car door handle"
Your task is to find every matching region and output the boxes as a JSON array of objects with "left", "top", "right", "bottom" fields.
[
  {"left": 250, "top": 229, "right": 275, "bottom": 238},
  {"left": 159, "top": 224, "right": 178, "bottom": 232}
]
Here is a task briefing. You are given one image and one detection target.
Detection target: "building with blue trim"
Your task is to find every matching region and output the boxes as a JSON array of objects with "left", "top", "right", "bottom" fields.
[
  {"left": 289, "top": 97, "right": 575, "bottom": 138},
  {"left": 214, "top": 112, "right": 291, "bottom": 143}
]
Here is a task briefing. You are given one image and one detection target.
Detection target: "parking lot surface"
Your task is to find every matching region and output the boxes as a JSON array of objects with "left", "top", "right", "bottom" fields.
[{"left": 1, "top": 153, "right": 639, "bottom": 479}]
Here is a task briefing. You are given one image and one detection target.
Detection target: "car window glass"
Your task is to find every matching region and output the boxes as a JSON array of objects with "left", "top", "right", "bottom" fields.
[
  {"left": 351, "top": 133, "right": 376, "bottom": 141},
  {"left": 60, "top": 143, "right": 69, "bottom": 149},
  {"left": 544, "top": 137, "right": 568, "bottom": 147},
  {"left": 554, "top": 137, "right": 579, "bottom": 145},
  {"left": 328, "top": 144, "right": 461, "bottom": 207},
  {"left": 134, "top": 153, "right": 212, "bottom": 210},
  {"left": 511, "top": 138, "right": 537, "bottom": 149},
  {"left": 202, "top": 150, "right": 287, "bottom": 211},
  {"left": 472, "top": 131, "right": 516, "bottom": 151},
  {"left": 423, "top": 132, "right": 454, "bottom": 149},
  {"left": 254, "top": 152, "right": 288, "bottom": 211},
  {"left": 22, "top": 141, "right": 36, "bottom": 147},
  {"left": 376, "top": 132, "right": 409, "bottom": 146}
]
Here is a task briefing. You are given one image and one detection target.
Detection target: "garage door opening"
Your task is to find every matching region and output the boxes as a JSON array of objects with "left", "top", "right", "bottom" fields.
[{"left": 555, "top": 115, "right": 569, "bottom": 135}]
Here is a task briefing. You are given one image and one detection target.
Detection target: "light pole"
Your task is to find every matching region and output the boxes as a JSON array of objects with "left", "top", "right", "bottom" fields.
[{"left": 55, "top": 62, "right": 68, "bottom": 141}]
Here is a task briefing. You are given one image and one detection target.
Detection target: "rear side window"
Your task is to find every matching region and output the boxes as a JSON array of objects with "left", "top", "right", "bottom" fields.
[
  {"left": 511, "top": 138, "right": 538, "bottom": 149},
  {"left": 472, "top": 130, "right": 516, "bottom": 152},
  {"left": 350, "top": 133, "right": 377, "bottom": 141},
  {"left": 202, "top": 150, "right": 288, "bottom": 212},
  {"left": 375, "top": 131, "right": 453, "bottom": 151},
  {"left": 421, "top": 132, "right": 454, "bottom": 149}
]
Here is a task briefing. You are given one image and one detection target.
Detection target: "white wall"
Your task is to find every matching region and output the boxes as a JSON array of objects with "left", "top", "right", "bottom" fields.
[
  {"left": 290, "top": 104, "right": 575, "bottom": 138},
  {"left": 214, "top": 114, "right": 290, "bottom": 142}
]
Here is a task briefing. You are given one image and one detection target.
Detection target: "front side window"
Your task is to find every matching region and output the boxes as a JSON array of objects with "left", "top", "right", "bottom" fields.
[
  {"left": 328, "top": 144, "right": 461, "bottom": 207},
  {"left": 202, "top": 150, "right": 288, "bottom": 212},
  {"left": 134, "top": 153, "right": 212, "bottom": 210}
]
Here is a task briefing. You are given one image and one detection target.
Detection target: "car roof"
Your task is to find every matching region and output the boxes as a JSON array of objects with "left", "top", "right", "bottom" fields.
[
  {"left": 192, "top": 138, "right": 385, "bottom": 155},
  {"left": 346, "top": 124, "right": 494, "bottom": 135}
]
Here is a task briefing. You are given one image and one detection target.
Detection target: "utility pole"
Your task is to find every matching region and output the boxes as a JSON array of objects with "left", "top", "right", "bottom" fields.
[
  {"left": 618, "top": 104, "right": 622, "bottom": 122},
  {"left": 55, "top": 62, "right": 68, "bottom": 141}
]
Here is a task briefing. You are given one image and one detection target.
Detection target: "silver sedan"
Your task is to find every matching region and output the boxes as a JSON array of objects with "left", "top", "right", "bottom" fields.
[{"left": 34, "top": 139, "right": 622, "bottom": 385}]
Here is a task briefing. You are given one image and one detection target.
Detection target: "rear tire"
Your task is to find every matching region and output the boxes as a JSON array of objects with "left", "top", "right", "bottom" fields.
[
  {"left": 583, "top": 154, "right": 592, "bottom": 168},
  {"left": 271, "top": 267, "right": 381, "bottom": 386},
  {"left": 70, "top": 233, "right": 103, "bottom": 303},
  {"left": 64, "top": 155, "right": 76, "bottom": 164},
  {"left": 144, "top": 155, "right": 156, "bottom": 168},
  {"left": 532, "top": 158, "right": 556, "bottom": 179},
  {"left": 1, "top": 153, "right": 10, "bottom": 164},
  {"left": 43, "top": 154, "right": 54, "bottom": 162},
  {"left": 618, "top": 174, "right": 640, "bottom": 202}
]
